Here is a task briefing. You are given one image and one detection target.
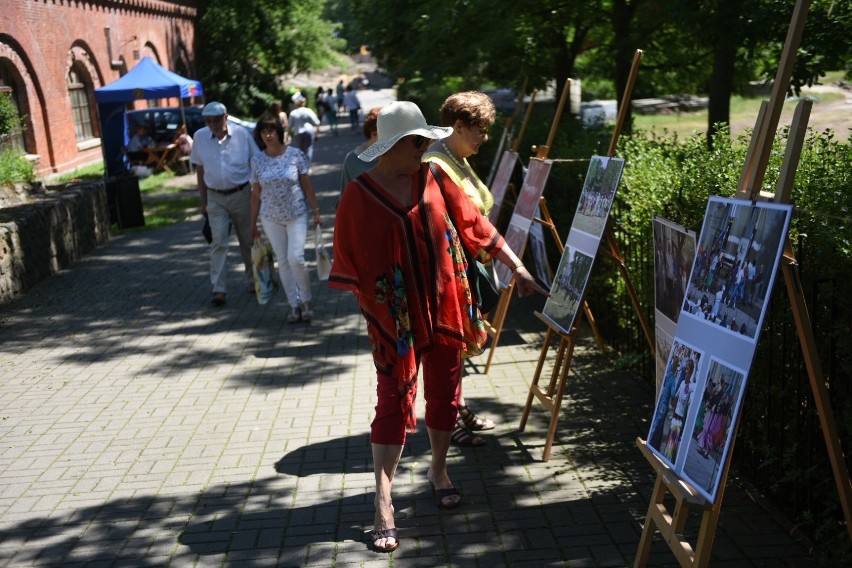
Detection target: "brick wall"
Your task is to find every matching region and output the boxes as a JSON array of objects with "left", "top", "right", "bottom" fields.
[
  {"left": 0, "top": 182, "right": 111, "bottom": 304},
  {"left": 1, "top": 1, "right": 198, "bottom": 176}
]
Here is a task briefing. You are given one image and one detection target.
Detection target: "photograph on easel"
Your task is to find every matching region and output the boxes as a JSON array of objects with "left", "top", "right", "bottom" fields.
[
  {"left": 681, "top": 197, "right": 792, "bottom": 342},
  {"left": 488, "top": 150, "right": 519, "bottom": 224},
  {"left": 512, "top": 159, "right": 551, "bottom": 220},
  {"left": 652, "top": 217, "right": 696, "bottom": 392},
  {"left": 495, "top": 222, "right": 531, "bottom": 288},
  {"left": 681, "top": 357, "right": 747, "bottom": 502},
  {"left": 570, "top": 156, "right": 625, "bottom": 238},
  {"left": 653, "top": 217, "right": 696, "bottom": 325},
  {"left": 654, "top": 326, "right": 674, "bottom": 396},
  {"left": 540, "top": 246, "right": 594, "bottom": 334},
  {"left": 647, "top": 339, "right": 704, "bottom": 467},
  {"left": 494, "top": 160, "right": 553, "bottom": 288},
  {"left": 529, "top": 217, "right": 553, "bottom": 289}
]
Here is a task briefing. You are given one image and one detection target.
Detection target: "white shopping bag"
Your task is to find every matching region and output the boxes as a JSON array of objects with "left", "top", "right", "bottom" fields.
[
  {"left": 314, "top": 225, "right": 332, "bottom": 281},
  {"left": 252, "top": 238, "right": 276, "bottom": 304}
]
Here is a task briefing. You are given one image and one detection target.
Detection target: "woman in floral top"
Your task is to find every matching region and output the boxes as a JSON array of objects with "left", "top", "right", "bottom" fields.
[
  {"left": 330, "top": 102, "right": 546, "bottom": 553},
  {"left": 250, "top": 113, "right": 322, "bottom": 322}
]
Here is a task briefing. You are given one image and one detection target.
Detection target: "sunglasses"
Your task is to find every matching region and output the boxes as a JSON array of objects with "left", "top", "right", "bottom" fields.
[{"left": 412, "top": 135, "right": 427, "bottom": 149}]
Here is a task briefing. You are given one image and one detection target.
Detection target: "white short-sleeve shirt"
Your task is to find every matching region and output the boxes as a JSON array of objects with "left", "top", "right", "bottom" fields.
[{"left": 190, "top": 124, "right": 258, "bottom": 190}]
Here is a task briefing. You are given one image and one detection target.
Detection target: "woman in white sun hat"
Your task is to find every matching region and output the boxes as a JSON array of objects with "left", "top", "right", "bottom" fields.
[{"left": 329, "top": 101, "right": 546, "bottom": 553}]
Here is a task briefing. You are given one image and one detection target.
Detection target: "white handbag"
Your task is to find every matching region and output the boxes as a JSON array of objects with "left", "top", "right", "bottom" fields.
[{"left": 314, "top": 224, "right": 332, "bottom": 281}]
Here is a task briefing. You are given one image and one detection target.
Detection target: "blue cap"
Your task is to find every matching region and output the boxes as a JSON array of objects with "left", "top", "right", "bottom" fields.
[{"left": 202, "top": 101, "right": 227, "bottom": 116}]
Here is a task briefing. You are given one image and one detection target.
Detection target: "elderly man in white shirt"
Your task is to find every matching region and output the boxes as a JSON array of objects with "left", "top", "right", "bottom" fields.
[{"left": 190, "top": 101, "right": 259, "bottom": 306}]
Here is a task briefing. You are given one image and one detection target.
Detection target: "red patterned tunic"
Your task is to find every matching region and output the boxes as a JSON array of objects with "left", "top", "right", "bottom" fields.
[{"left": 329, "top": 163, "right": 505, "bottom": 432}]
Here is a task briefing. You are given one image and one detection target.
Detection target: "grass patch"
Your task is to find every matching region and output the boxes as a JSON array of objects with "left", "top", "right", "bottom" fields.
[
  {"left": 634, "top": 90, "right": 850, "bottom": 141},
  {"left": 44, "top": 161, "right": 200, "bottom": 233},
  {"left": 123, "top": 195, "right": 200, "bottom": 232},
  {"left": 49, "top": 162, "right": 105, "bottom": 184}
]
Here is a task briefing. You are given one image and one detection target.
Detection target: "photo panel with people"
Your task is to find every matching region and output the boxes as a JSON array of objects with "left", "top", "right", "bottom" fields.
[
  {"left": 681, "top": 197, "right": 791, "bottom": 342},
  {"left": 541, "top": 246, "right": 594, "bottom": 333},
  {"left": 653, "top": 217, "right": 696, "bottom": 390},
  {"left": 647, "top": 195, "right": 792, "bottom": 503},
  {"left": 571, "top": 156, "right": 625, "bottom": 238},
  {"left": 494, "top": 159, "right": 553, "bottom": 287},
  {"left": 540, "top": 156, "right": 625, "bottom": 334},
  {"left": 681, "top": 357, "right": 748, "bottom": 501},
  {"left": 647, "top": 339, "right": 705, "bottom": 470}
]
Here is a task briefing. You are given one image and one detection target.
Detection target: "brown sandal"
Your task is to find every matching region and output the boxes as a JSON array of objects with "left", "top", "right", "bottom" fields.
[
  {"left": 458, "top": 404, "right": 495, "bottom": 431},
  {"left": 371, "top": 528, "right": 399, "bottom": 552},
  {"left": 450, "top": 420, "right": 486, "bottom": 447}
]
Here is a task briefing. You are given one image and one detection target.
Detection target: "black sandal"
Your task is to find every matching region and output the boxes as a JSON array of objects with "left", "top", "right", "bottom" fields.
[
  {"left": 458, "top": 404, "right": 495, "bottom": 431},
  {"left": 450, "top": 420, "right": 486, "bottom": 447}
]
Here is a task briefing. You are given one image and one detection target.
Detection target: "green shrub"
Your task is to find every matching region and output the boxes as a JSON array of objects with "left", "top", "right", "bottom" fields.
[
  {"left": 0, "top": 92, "right": 33, "bottom": 186},
  {"left": 0, "top": 91, "right": 21, "bottom": 140},
  {"left": 0, "top": 147, "right": 35, "bottom": 186}
]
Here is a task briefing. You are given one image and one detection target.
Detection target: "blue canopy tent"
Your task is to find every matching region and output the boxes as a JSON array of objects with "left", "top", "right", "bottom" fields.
[{"left": 95, "top": 57, "right": 203, "bottom": 176}]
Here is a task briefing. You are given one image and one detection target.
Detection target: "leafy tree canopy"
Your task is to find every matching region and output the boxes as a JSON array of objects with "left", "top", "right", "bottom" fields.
[
  {"left": 197, "top": 0, "right": 345, "bottom": 117},
  {"left": 345, "top": 0, "right": 850, "bottom": 134}
]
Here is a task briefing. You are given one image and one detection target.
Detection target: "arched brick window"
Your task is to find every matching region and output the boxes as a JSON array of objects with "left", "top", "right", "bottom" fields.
[
  {"left": 67, "top": 60, "right": 97, "bottom": 142},
  {"left": 0, "top": 59, "right": 30, "bottom": 153}
]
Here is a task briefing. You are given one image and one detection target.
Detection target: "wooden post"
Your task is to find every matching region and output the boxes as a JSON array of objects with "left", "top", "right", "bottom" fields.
[
  {"left": 740, "top": 0, "right": 811, "bottom": 198},
  {"left": 534, "top": 79, "right": 571, "bottom": 160},
  {"left": 487, "top": 78, "right": 528, "bottom": 187},
  {"left": 608, "top": 50, "right": 643, "bottom": 157},
  {"left": 512, "top": 90, "right": 537, "bottom": 153}
]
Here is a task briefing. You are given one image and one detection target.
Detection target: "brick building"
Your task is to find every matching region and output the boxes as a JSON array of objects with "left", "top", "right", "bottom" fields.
[{"left": 1, "top": 0, "right": 199, "bottom": 177}]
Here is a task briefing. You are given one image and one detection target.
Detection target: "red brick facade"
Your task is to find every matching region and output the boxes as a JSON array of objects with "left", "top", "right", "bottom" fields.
[{"left": 1, "top": 0, "right": 198, "bottom": 176}]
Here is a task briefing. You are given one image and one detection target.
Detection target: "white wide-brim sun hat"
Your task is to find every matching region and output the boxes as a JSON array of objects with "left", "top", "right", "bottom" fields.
[{"left": 358, "top": 101, "right": 452, "bottom": 161}]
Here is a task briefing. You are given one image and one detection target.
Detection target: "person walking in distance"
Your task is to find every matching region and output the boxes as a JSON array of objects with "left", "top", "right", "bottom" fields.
[
  {"left": 190, "top": 101, "right": 259, "bottom": 307},
  {"left": 335, "top": 79, "right": 345, "bottom": 114},
  {"left": 343, "top": 84, "right": 362, "bottom": 131},
  {"left": 288, "top": 93, "right": 321, "bottom": 165}
]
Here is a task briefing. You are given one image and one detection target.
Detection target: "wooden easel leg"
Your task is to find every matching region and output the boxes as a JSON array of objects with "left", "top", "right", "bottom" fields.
[
  {"left": 542, "top": 334, "right": 576, "bottom": 462},
  {"left": 692, "top": 507, "right": 722, "bottom": 568},
  {"left": 484, "top": 284, "right": 515, "bottom": 374},
  {"left": 634, "top": 475, "right": 665, "bottom": 567},
  {"left": 782, "top": 249, "right": 852, "bottom": 542},
  {"left": 582, "top": 300, "right": 608, "bottom": 353},
  {"left": 519, "top": 327, "right": 554, "bottom": 431}
]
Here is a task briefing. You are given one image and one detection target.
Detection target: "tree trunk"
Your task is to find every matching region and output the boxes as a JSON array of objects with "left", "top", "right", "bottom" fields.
[
  {"left": 706, "top": 0, "right": 744, "bottom": 147},
  {"left": 612, "top": 0, "right": 638, "bottom": 133},
  {"left": 707, "top": 38, "right": 738, "bottom": 146}
]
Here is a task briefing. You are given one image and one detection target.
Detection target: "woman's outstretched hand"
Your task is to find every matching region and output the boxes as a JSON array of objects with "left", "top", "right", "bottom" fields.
[{"left": 513, "top": 266, "right": 550, "bottom": 297}]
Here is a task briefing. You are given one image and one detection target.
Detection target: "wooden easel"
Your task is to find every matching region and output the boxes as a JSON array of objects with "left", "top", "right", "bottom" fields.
[
  {"left": 482, "top": 79, "right": 569, "bottom": 374},
  {"left": 516, "top": 50, "right": 653, "bottom": 461},
  {"left": 634, "top": 1, "right": 851, "bottom": 565},
  {"left": 488, "top": 88, "right": 539, "bottom": 230},
  {"left": 487, "top": 77, "right": 528, "bottom": 188}
]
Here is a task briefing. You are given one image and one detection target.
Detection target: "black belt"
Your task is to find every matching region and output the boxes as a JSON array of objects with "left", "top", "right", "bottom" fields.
[{"left": 209, "top": 182, "right": 249, "bottom": 195}]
